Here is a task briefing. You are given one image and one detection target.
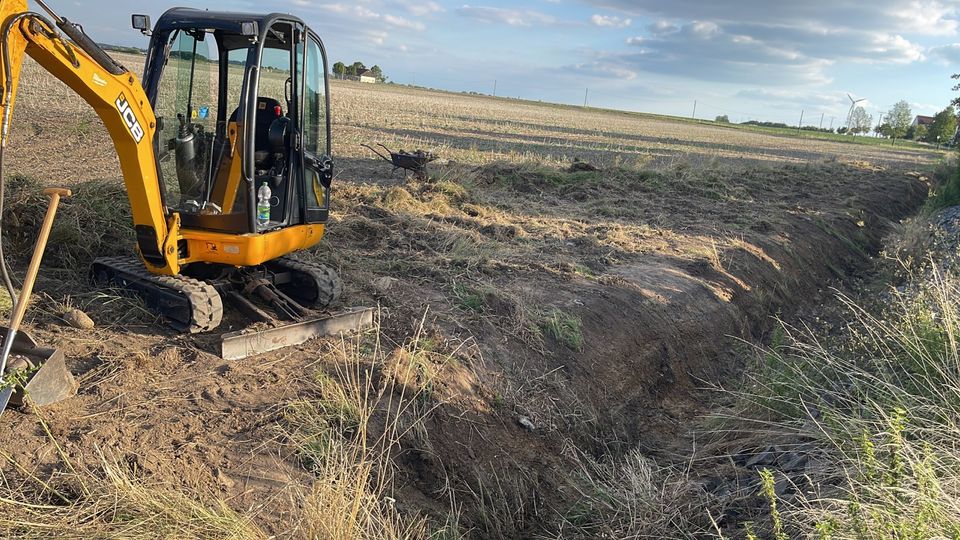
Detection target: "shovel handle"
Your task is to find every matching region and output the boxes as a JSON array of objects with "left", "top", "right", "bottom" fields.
[{"left": 6, "top": 187, "right": 69, "bottom": 334}]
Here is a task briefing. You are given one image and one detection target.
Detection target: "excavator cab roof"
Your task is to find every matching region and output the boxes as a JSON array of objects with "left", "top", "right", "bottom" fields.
[{"left": 152, "top": 8, "right": 306, "bottom": 38}]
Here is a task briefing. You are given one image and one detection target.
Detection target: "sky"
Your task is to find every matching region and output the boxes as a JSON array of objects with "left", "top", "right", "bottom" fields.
[{"left": 51, "top": 0, "right": 960, "bottom": 126}]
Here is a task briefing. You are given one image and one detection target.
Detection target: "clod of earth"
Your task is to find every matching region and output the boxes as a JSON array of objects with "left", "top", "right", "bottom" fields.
[{"left": 61, "top": 308, "right": 95, "bottom": 329}]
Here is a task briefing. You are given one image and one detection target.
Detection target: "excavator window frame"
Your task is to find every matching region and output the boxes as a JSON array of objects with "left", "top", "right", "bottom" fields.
[
  {"left": 299, "top": 28, "right": 332, "bottom": 225},
  {"left": 142, "top": 11, "right": 331, "bottom": 234}
]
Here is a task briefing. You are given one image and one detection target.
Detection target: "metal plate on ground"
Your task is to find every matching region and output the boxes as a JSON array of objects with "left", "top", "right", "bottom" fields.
[{"left": 220, "top": 307, "right": 374, "bottom": 360}]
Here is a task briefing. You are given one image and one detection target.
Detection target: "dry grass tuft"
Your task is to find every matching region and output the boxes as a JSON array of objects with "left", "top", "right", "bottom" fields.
[
  {"left": 0, "top": 437, "right": 263, "bottom": 539},
  {"left": 281, "top": 317, "right": 459, "bottom": 539}
]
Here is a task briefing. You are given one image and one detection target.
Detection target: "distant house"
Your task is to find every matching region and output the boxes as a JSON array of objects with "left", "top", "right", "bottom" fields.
[
  {"left": 912, "top": 115, "right": 935, "bottom": 127},
  {"left": 358, "top": 70, "right": 377, "bottom": 83}
]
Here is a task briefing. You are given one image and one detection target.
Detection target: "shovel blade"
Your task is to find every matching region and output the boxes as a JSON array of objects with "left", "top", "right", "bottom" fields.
[{"left": 0, "top": 327, "right": 77, "bottom": 409}]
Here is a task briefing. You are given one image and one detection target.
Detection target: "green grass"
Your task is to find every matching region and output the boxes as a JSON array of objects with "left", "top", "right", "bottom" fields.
[
  {"left": 453, "top": 284, "right": 487, "bottom": 313},
  {"left": 734, "top": 269, "right": 960, "bottom": 537},
  {"left": 929, "top": 157, "right": 960, "bottom": 210},
  {"left": 540, "top": 309, "right": 583, "bottom": 351}
]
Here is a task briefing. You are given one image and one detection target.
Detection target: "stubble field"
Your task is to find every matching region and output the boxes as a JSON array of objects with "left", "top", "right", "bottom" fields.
[{"left": 0, "top": 52, "right": 946, "bottom": 538}]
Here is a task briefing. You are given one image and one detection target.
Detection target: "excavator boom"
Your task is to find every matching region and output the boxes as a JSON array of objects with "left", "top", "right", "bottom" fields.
[{"left": 0, "top": 0, "right": 176, "bottom": 273}]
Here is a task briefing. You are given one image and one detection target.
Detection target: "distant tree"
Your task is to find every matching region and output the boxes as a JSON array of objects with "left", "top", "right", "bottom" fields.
[
  {"left": 849, "top": 106, "right": 873, "bottom": 135},
  {"left": 914, "top": 124, "right": 928, "bottom": 141},
  {"left": 740, "top": 120, "right": 790, "bottom": 129},
  {"left": 952, "top": 73, "right": 960, "bottom": 109},
  {"left": 714, "top": 114, "right": 730, "bottom": 123},
  {"left": 370, "top": 65, "right": 385, "bottom": 82},
  {"left": 926, "top": 106, "right": 957, "bottom": 145},
  {"left": 885, "top": 100, "right": 912, "bottom": 142},
  {"left": 332, "top": 61, "right": 346, "bottom": 79},
  {"left": 349, "top": 61, "right": 366, "bottom": 76}
]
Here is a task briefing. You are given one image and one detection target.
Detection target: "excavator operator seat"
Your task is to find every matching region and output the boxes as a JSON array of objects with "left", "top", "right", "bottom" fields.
[{"left": 229, "top": 97, "right": 286, "bottom": 172}]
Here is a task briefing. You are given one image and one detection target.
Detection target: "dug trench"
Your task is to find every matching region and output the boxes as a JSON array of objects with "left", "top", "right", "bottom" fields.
[{"left": 0, "top": 158, "right": 932, "bottom": 536}]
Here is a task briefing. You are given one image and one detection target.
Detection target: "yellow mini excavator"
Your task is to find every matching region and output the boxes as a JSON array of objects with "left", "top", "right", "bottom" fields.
[{"left": 0, "top": 0, "right": 371, "bottom": 358}]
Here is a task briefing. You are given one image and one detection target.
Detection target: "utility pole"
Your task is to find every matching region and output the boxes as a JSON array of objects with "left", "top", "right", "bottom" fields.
[
  {"left": 583, "top": 88, "right": 588, "bottom": 107},
  {"left": 819, "top": 112, "right": 824, "bottom": 130},
  {"left": 875, "top": 113, "right": 884, "bottom": 138},
  {"left": 829, "top": 117, "right": 834, "bottom": 130},
  {"left": 797, "top": 109, "right": 804, "bottom": 135},
  {"left": 493, "top": 79, "right": 497, "bottom": 97},
  {"left": 692, "top": 100, "right": 697, "bottom": 119}
]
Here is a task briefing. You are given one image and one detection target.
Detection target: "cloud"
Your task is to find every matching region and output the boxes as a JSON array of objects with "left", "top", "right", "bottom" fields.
[
  {"left": 890, "top": 1, "right": 960, "bottom": 36},
  {"left": 929, "top": 43, "right": 960, "bottom": 64},
  {"left": 717, "top": 23, "right": 924, "bottom": 64},
  {"left": 571, "top": 0, "right": 944, "bottom": 85},
  {"left": 619, "top": 22, "right": 834, "bottom": 84},
  {"left": 395, "top": 1, "right": 444, "bottom": 17},
  {"left": 590, "top": 14, "right": 631, "bottom": 28},
  {"left": 321, "top": 3, "right": 425, "bottom": 31},
  {"left": 383, "top": 14, "right": 426, "bottom": 31},
  {"left": 735, "top": 88, "right": 847, "bottom": 109},
  {"left": 456, "top": 5, "right": 555, "bottom": 27},
  {"left": 362, "top": 30, "right": 390, "bottom": 45},
  {"left": 570, "top": 60, "right": 637, "bottom": 79},
  {"left": 594, "top": 16, "right": 932, "bottom": 86},
  {"left": 584, "top": 0, "right": 959, "bottom": 37}
]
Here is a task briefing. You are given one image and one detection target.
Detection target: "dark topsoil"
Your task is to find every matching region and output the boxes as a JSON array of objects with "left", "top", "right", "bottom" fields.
[{"left": 0, "top": 156, "right": 932, "bottom": 537}]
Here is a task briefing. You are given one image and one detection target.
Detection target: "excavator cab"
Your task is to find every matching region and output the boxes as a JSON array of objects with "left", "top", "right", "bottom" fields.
[{"left": 140, "top": 9, "right": 333, "bottom": 236}]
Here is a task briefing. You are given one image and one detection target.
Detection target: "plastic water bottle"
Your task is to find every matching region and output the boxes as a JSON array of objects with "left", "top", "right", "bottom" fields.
[{"left": 257, "top": 182, "right": 271, "bottom": 229}]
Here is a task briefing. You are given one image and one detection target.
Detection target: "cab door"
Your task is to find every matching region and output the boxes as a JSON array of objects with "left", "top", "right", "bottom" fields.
[{"left": 299, "top": 30, "right": 332, "bottom": 224}]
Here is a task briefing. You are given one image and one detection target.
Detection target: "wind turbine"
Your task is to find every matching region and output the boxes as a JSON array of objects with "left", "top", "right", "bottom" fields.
[{"left": 845, "top": 93, "right": 866, "bottom": 133}]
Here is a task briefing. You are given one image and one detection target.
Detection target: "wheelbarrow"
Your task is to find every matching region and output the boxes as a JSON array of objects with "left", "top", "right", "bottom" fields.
[
  {"left": 361, "top": 143, "right": 437, "bottom": 181},
  {"left": 0, "top": 188, "right": 78, "bottom": 415}
]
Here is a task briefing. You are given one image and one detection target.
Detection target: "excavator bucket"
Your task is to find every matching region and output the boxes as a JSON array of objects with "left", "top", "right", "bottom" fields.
[
  {"left": 220, "top": 307, "right": 374, "bottom": 360},
  {"left": 0, "top": 327, "right": 76, "bottom": 408}
]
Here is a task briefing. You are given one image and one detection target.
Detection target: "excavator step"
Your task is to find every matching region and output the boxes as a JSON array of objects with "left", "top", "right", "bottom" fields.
[
  {"left": 220, "top": 307, "right": 374, "bottom": 360},
  {"left": 90, "top": 256, "right": 223, "bottom": 333}
]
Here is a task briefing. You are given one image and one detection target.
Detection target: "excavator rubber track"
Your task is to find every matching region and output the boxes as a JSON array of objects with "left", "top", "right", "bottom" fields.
[
  {"left": 91, "top": 257, "right": 223, "bottom": 333},
  {"left": 269, "top": 256, "right": 343, "bottom": 308}
]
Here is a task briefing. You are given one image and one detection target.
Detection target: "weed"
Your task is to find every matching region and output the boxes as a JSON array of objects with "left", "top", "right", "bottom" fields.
[
  {"left": 759, "top": 468, "right": 787, "bottom": 540},
  {"left": 728, "top": 268, "right": 960, "bottom": 537},
  {"left": 453, "top": 284, "right": 488, "bottom": 312},
  {"left": 540, "top": 309, "right": 583, "bottom": 350}
]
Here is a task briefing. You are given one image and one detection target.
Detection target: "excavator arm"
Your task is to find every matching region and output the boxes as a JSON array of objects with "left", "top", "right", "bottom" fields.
[{"left": 0, "top": 0, "right": 180, "bottom": 274}]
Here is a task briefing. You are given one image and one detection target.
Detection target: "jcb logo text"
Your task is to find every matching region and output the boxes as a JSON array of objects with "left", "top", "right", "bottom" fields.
[{"left": 115, "top": 94, "right": 144, "bottom": 143}]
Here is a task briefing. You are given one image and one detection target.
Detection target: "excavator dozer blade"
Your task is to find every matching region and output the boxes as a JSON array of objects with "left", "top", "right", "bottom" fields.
[
  {"left": 0, "top": 327, "right": 77, "bottom": 409},
  {"left": 220, "top": 307, "right": 374, "bottom": 360}
]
